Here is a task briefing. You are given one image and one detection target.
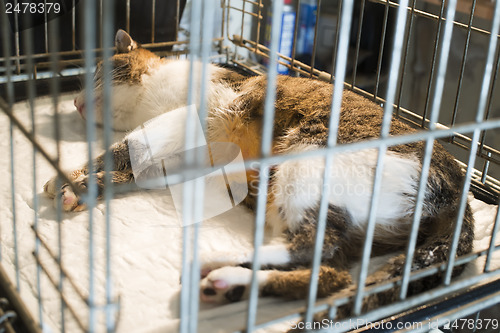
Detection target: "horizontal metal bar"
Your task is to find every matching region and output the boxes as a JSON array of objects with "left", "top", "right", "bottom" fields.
[
  {"left": 0, "top": 38, "right": 223, "bottom": 63},
  {"left": 232, "top": 36, "right": 331, "bottom": 80},
  {"left": 249, "top": 269, "right": 500, "bottom": 332},
  {"left": 397, "top": 279, "right": 500, "bottom": 333},
  {"left": 241, "top": 0, "right": 264, "bottom": 7},
  {"left": 227, "top": 6, "right": 263, "bottom": 19},
  {"left": 323, "top": 270, "right": 500, "bottom": 333},
  {"left": 347, "top": 278, "right": 500, "bottom": 333},
  {"left": 363, "top": 245, "right": 500, "bottom": 298},
  {"left": 369, "top": 0, "right": 499, "bottom": 37}
]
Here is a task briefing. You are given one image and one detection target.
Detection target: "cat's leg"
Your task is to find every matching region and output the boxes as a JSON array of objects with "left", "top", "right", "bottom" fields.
[
  {"left": 199, "top": 205, "right": 356, "bottom": 303},
  {"left": 199, "top": 205, "right": 353, "bottom": 276},
  {"left": 200, "top": 265, "right": 351, "bottom": 304},
  {"left": 200, "top": 141, "right": 356, "bottom": 276},
  {"left": 43, "top": 140, "right": 133, "bottom": 211}
]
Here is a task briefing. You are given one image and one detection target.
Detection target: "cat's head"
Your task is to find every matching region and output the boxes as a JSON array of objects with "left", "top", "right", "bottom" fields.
[{"left": 74, "top": 29, "right": 162, "bottom": 130}]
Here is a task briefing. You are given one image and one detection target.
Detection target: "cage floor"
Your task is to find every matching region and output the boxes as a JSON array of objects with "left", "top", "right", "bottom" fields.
[{"left": 0, "top": 93, "right": 499, "bottom": 332}]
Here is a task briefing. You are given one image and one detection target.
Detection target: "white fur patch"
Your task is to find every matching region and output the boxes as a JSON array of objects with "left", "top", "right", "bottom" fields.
[
  {"left": 255, "top": 244, "right": 291, "bottom": 266},
  {"left": 271, "top": 145, "right": 421, "bottom": 232},
  {"left": 140, "top": 60, "right": 240, "bottom": 126},
  {"left": 200, "top": 243, "right": 291, "bottom": 273},
  {"left": 200, "top": 266, "right": 271, "bottom": 303},
  {"left": 78, "top": 60, "right": 241, "bottom": 131},
  {"left": 205, "top": 266, "right": 270, "bottom": 286}
]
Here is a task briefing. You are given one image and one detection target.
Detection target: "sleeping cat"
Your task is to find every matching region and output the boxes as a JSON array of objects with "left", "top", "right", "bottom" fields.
[{"left": 44, "top": 30, "right": 474, "bottom": 316}]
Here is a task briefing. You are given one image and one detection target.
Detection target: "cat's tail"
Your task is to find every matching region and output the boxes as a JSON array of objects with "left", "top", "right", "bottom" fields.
[{"left": 262, "top": 204, "right": 474, "bottom": 319}]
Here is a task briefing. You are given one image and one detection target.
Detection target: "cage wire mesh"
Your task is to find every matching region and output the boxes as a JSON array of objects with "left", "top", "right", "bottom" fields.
[{"left": 0, "top": 0, "right": 500, "bottom": 332}]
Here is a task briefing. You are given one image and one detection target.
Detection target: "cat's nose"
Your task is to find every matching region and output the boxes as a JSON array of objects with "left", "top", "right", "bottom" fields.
[{"left": 74, "top": 98, "right": 85, "bottom": 117}]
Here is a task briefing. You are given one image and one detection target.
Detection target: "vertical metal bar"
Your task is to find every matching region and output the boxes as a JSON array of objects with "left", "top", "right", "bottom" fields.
[
  {"left": 44, "top": 0, "right": 49, "bottom": 53},
  {"left": 421, "top": 0, "right": 445, "bottom": 128},
  {"left": 226, "top": 0, "right": 231, "bottom": 43},
  {"left": 179, "top": 0, "right": 203, "bottom": 332},
  {"left": 23, "top": 13, "right": 43, "bottom": 327},
  {"left": 1, "top": 0, "right": 19, "bottom": 289},
  {"left": 398, "top": 141, "right": 433, "bottom": 299},
  {"left": 188, "top": 2, "right": 216, "bottom": 333},
  {"left": 254, "top": 0, "right": 263, "bottom": 54},
  {"left": 151, "top": 0, "right": 156, "bottom": 43},
  {"left": 308, "top": 0, "right": 321, "bottom": 77},
  {"left": 219, "top": 0, "right": 225, "bottom": 53},
  {"left": 480, "top": 152, "right": 491, "bottom": 184},
  {"left": 239, "top": 0, "right": 246, "bottom": 48},
  {"left": 478, "top": 50, "right": 500, "bottom": 155},
  {"left": 246, "top": 1, "right": 283, "bottom": 331},
  {"left": 400, "top": 0, "right": 458, "bottom": 299},
  {"left": 444, "top": 0, "right": 500, "bottom": 285},
  {"left": 72, "top": 0, "right": 76, "bottom": 50},
  {"left": 353, "top": 0, "right": 410, "bottom": 314},
  {"left": 329, "top": 0, "right": 342, "bottom": 83},
  {"left": 449, "top": 0, "right": 477, "bottom": 131},
  {"left": 304, "top": 0, "right": 354, "bottom": 324},
  {"left": 99, "top": 0, "right": 103, "bottom": 48},
  {"left": 373, "top": 0, "right": 390, "bottom": 99},
  {"left": 101, "top": 0, "right": 116, "bottom": 330},
  {"left": 126, "top": 0, "right": 131, "bottom": 33},
  {"left": 179, "top": 210, "right": 192, "bottom": 333},
  {"left": 14, "top": 0, "right": 20, "bottom": 74},
  {"left": 175, "top": 0, "right": 180, "bottom": 40},
  {"left": 395, "top": 0, "right": 416, "bottom": 118},
  {"left": 48, "top": 10, "right": 65, "bottom": 330},
  {"left": 484, "top": 199, "right": 500, "bottom": 272},
  {"left": 351, "top": 0, "right": 366, "bottom": 88},
  {"left": 83, "top": 0, "right": 98, "bottom": 330},
  {"left": 290, "top": 0, "right": 301, "bottom": 73}
]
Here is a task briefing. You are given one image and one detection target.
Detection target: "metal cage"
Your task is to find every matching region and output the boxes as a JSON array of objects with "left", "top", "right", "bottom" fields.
[{"left": 0, "top": 0, "right": 500, "bottom": 332}]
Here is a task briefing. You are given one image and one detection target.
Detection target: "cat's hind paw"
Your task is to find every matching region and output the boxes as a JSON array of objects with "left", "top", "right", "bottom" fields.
[{"left": 199, "top": 267, "right": 270, "bottom": 304}]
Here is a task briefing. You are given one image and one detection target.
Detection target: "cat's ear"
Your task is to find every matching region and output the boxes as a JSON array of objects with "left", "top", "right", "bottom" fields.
[{"left": 115, "top": 29, "right": 138, "bottom": 53}]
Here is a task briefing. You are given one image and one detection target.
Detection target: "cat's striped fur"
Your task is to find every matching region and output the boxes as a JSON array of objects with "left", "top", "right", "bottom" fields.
[{"left": 44, "top": 30, "right": 474, "bottom": 319}]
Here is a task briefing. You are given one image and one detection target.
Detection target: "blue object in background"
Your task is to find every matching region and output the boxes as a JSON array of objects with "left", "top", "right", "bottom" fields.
[
  {"left": 277, "top": 0, "right": 296, "bottom": 74},
  {"left": 264, "top": 0, "right": 296, "bottom": 75},
  {"left": 297, "top": 0, "right": 317, "bottom": 56}
]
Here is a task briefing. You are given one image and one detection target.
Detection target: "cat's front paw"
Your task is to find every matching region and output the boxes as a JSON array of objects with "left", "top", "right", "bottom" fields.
[
  {"left": 43, "top": 171, "right": 88, "bottom": 212},
  {"left": 199, "top": 267, "right": 270, "bottom": 304}
]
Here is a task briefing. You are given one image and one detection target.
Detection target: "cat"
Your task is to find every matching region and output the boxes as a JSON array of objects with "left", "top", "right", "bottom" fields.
[{"left": 44, "top": 29, "right": 474, "bottom": 317}]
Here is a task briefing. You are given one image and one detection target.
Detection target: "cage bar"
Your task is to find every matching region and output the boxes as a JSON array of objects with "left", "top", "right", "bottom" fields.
[{"left": 0, "top": 0, "right": 499, "bottom": 332}]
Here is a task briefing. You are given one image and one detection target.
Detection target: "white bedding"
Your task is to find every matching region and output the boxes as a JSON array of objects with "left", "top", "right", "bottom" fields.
[{"left": 0, "top": 93, "right": 499, "bottom": 333}]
